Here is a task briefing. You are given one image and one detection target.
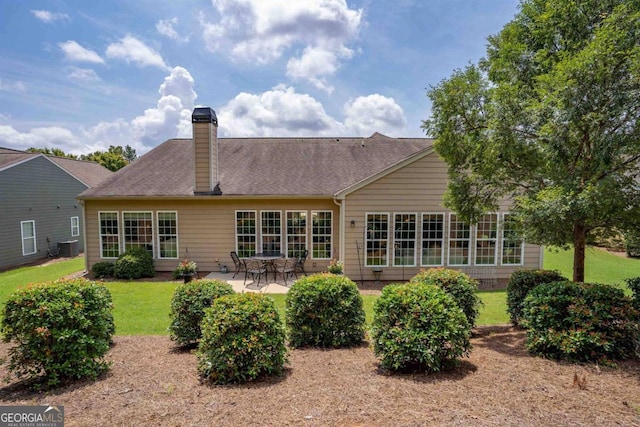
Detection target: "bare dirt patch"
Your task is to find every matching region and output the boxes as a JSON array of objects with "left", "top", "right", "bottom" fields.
[{"left": 1, "top": 327, "right": 639, "bottom": 426}]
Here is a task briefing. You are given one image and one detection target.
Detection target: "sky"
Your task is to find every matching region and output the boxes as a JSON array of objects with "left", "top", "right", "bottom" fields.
[{"left": 0, "top": 0, "right": 520, "bottom": 156}]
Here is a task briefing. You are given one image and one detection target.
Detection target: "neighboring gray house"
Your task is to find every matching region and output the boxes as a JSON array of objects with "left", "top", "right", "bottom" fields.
[{"left": 0, "top": 147, "right": 112, "bottom": 270}]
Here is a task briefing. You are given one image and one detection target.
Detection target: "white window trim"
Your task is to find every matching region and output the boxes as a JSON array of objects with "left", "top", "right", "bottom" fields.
[
  {"left": 311, "top": 210, "right": 333, "bottom": 260},
  {"left": 285, "top": 210, "right": 308, "bottom": 258},
  {"left": 99, "top": 211, "right": 120, "bottom": 259},
  {"left": 260, "top": 210, "right": 283, "bottom": 254},
  {"left": 156, "top": 211, "right": 179, "bottom": 260},
  {"left": 71, "top": 216, "right": 80, "bottom": 237},
  {"left": 235, "top": 210, "right": 257, "bottom": 257},
  {"left": 447, "top": 213, "right": 471, "bottom": 267},
  {"left": 500, "top": 212, "right": 525, "bottom": 266},
  {"left": 365, "top": 212, "right": 390, "bottom": 267},
  {"left": 122, "top": 211, "right": 154, "bottom": 257},
  {"left": 392, "top": 212, "right": 417, "bottom": 267},
  {"left": 474, "top": 212, "right": 499, "bottom": 266},
  {"left": 20, "top": 220, "right": 37, "bottom": 256},
  {"left": 420, "top": 212, "right": 445, "bottom": 267}
]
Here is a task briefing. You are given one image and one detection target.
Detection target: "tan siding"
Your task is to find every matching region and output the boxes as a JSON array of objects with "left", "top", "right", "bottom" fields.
[
  {"left": 193, "top": 123, "right": 213, "bottom": 193},
  {"left": 342, "top": 151, "right": 542, "bottom": 286}
]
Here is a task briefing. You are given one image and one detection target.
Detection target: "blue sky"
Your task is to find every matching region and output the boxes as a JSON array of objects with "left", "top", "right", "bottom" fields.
[{"left": 0, "top": 0, "right": 520, "bottom": 155}]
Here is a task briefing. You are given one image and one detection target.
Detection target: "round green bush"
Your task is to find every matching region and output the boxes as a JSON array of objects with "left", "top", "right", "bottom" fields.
[
  {"left": 113, "top": 247, "right": 155, "bottom": 279},
  {"left": 197, "top": 293, "right": 287, "bottom": 384},
  {"left": 168, "top": 279, "right": 235, "bottom": 345},
  {"left": 410, "top": 268, "right": 482, "bottom": 328},
  {"left": 1, "top": 278, "right": 115, "bottom": 389},
  {"left": 285, "top": 273, "right": 365, "bottom": 348},
  {"left": 371, "top": 282, "right": 471, "bottom": 373},
  {"left": 507, "top": 269, "right": 566, "bottom": 326},
  {"left": 91, "top": 261, "right": 115, "bottom": 278},
  {"left": 626, "top": 277, "right": 640, "bottom": 312},
  {"left": 522, "top": 281, "right": 640, "bottom": 363}
]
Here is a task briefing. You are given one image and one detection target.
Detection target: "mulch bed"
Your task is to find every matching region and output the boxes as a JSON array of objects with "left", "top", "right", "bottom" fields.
[{"left": 1, "top": 327, "right": 639, "bottom": 426}]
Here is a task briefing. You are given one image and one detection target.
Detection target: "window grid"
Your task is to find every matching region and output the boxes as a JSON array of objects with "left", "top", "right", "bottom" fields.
[
  {"left": 366, "top": 213, "right": 389, "bottom": 267},
  {"left": 311, "top": 211, "right": 332, "bottom": 259},
  {"left": 286, "top": 211, "right": 307, "bottom": 258},
  {"left": 157, "top": 212, "right": 178, "bottom": 259},
  {"left": 261, "top": 211, "right": 282, "bottom": 254},
  {"left": 501, "top": 213, "right": 524, "bottom": 265},
  {"left": 21, "top": 220, "right": 36, "bottom": 256},
  {"left": 71, "top": 216, "right": 80, "bottom": 237},
  {"left": 475, "top": 213, "right": 498, "bottom": 265},
  {"left": 123, "top": 212, "right": 154, "bottom": 255},
  {"left": 448, "top": 214, "right": 470, "bottom": 266},
  {"left": 236, "top": 211, "right": 257, "bottom": 258},
  {"left": 99, "top": 212, "right": 119, "bottom": 258},
  {"left": 421, "top": 213, "right": 444, "bottom": 266},
  {"left": 393, "top": 213, "right": 416, "bottom": 267}
]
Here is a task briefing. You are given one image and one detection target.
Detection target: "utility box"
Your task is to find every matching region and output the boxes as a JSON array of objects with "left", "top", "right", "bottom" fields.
[{"left": 58, "top": 240, "right": 79, "bottom": 257}]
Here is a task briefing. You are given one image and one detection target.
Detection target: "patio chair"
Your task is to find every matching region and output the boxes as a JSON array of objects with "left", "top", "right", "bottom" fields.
[
  {"left": 274, "top": 258, "right": 295, "bottom": 286},
  {"left": 244, "top": 258, "right": 267, "bottom": 288},
  {"left": 230, "top": 251, "right": 246, "bottom": 278},
  {"left": 292, "top": 250, "right": 308, "bottom": 277}
]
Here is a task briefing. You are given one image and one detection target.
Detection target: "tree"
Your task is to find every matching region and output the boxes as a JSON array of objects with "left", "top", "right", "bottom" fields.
[
  {"left": 423, "top": 0, "right": 640, "bottom": 282},
  {"left": 80, "top": 145, "right": 137, "bottom": 172},
  {"left": 27, "top": 147, "right": 78, "bottom": 159}
]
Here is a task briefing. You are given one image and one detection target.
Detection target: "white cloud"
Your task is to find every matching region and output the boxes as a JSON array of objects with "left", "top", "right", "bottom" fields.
[
  {"left": 200, "top": 0, "right": 362, "bottom": 87},
  {"left": 105, "top": 36, "right": 170, "bottom": 71},
  {"left": 0, "top": 79, "right": 26, "bottom": 92},
  {"left": 218, "top": 84, "right": 344, "bottom": 137},
  {"left": 31, "top": 10, "right": 70, "bottom": 24},
  {"left": 59, "top": 40, "right": 105, "bottom": 64},
  {"left": 343, "top": 94, "right": 407, "bottom": 136},
  {"left": 67, "top": 67, "right": 102, "bottom": 82},
  {"left": 0, "top": 125, "right": 78, "bottom": 151},
  {"left": 156, "top": 17, "right": 189, "bottom": 42}
]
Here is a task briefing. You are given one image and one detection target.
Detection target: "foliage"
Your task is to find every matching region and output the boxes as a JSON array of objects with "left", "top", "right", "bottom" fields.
[
  {"left": 410, "top": 268, "right": 482, "bottom": 328},
  {"left": 423, "top": 0, "right": 640, "bottom": 282},
  {"left": 91, "top": 261, "right": 115, "bottom": 279},
  {"left": 197, "top": 293, "right": 286, "bottom": 384},
  {"left": 522, "top": 281, "right": 639, "bottom": 363},
  {"left": 625, "top": 232, "right": 640, "bottom": 258},
  {"left": 0, "top": 278, "right": 114, "bottom": 388},
  {"left": 80, "top": 145, "right": 137, "bottom": 171},
  {"left": 27, "top": 147, "right": 78, "bottom": 159},
  {"left": 371, "top": 282, "right": 471, "bottom": 373},
  {"left": 285, "top": 273, "right": 365, "bottom": 348},
  {"left": 113, "top": 247, "right": 155, "bottom": 280},
  {"left": 326, "top": 259, "right": 344, "bottom": 274},
  {"left": 168, "top": 279, "right": 234, "bottom": 345},
  {"left": 507, "top": 269, "right": 566, "bottom": 326},
  {"left": 172, "top": 259, "right": 198, "bottom": 280},
  {"left": 626, "top": 277, "right": 640, "bottom": 312}
]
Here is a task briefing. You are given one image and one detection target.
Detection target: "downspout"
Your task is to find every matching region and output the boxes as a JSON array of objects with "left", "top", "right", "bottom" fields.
[
  {"left": 78, "top": 199, "right": 88, "bottom": 273},
  {"left": 333, "top": 197, "right": 345, "bottom": 263}
]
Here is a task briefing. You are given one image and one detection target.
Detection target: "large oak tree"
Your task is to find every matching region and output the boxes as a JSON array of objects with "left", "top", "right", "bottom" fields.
[{"left": 423, "top": 0, "right": 640, "bottom": 282}]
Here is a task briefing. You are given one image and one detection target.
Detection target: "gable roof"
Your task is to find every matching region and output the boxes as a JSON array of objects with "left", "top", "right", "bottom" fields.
[
  {"left": 80, "top": 133, "right": 434, "bottom": 198},
  {"left": 0, "top": 147, "right": 112, "bottom": 188}
]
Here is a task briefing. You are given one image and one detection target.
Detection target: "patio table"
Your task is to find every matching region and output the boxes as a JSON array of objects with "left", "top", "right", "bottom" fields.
[{"left": 250, "top": 253, "right": 284, "bottom": 281}]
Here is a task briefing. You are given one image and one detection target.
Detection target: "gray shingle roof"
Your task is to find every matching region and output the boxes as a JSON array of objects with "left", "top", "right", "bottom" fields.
[{"left": 80, "top": 133, "right": 434, "bottom": 198}]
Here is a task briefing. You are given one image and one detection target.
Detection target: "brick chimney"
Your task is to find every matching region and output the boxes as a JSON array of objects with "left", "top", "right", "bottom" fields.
[{"left": 192, "top": 107, "right": 219, "bottom": 194}]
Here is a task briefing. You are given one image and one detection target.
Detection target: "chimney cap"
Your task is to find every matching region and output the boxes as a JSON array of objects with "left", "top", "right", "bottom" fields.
[{"left": 192, "top": 107, "right": 218, "bottom": 125}]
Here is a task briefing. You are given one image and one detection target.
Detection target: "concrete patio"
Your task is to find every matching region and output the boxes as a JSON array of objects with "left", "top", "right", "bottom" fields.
[{"left": 203, "top": 271, "right": 295, "bottom": 294}]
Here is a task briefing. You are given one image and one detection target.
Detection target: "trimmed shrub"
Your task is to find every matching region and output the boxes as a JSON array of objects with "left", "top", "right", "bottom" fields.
[
  {"left": 91, "top": 261, "right": 115, "bottom": 279},
  {"left": 522, "top": 281, "right": 639, "bottom": 363},
  {"left": 285, "top": 273, "right": 365, "bottom": 348},
  {"left": 0, "top": 278, "right": 115, "bottom": 389},
  {"left": 625, "top": 232, "right": 640, "bottom": 258},
  {"left": 625, "top": 277, "right": 640, "bottom": 312},
  {"left": 113, "top": 247, "right": 155, "bottom": 280},
  {"left": 371, "top": 282, "right": 471, "bottom": 373},
  {"left": 168, "top": 279, "right": 235, "bottom": 345},
  {"left": 507, "top": 269, "right": 566, "bottom": 326},
  {"left": 197, "top": 293, "right": 287, "bottom": 384},
  {"left": 410, "top": 268, "right": 482, "bottom": 328}
]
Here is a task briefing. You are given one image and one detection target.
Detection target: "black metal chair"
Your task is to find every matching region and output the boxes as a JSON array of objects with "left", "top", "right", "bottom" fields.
[
  {"left": 244, "top": 258, "right": 267, "bottom": 288},
  {"left": 230, "top": 251, "right": 246, "bottom": 278},
  {"left": 274, "top": 258, "right": 295, "bottom": 286},
  {"left": 292, "top": 249, "right": 308, "bottom": 277}
]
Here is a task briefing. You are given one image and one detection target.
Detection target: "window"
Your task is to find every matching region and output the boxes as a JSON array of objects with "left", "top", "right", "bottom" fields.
[
  {"left": 393, "top": 213, "right": 416, "bottom": 267},
  {"left": 501, "top": 213, "right": 524, "bottom": 265},
  {"left": 71, "top": 216, "right": 80, "bottom": 237},
  {"left": 421, "top": 213, "right": 444, "bottom": 266},
  {"left": 475, "top": 213, "right": 498, "bottom": 265},
  {"left": 311, "top": 211, "right": 332, "bottom": 259},
  {"left": 286, "top": 211, "right": 307, "bottom": 258},
  {"left": 123, "top": 212, "right": 153, "bottom": 255},
  {"left": 99, "top": 212, "right": 119, "bottom": 258},
  {"left": 236, "top": 211, "right": 257, "bottom": 257},
  {"left": 21, "top": 220, "right": 36, "bottom": 255},
  {"left": 157, "top": 212, "right": 178, "bottom": 259},
  {"left": 448, "top": 214, "right": 470, "bottom": 266},
  {"left": 366, "top": 213, "right": 389, "bottom": 266},
  {"left": 261, "top": 211, "right": 282, "bottom": 254}
]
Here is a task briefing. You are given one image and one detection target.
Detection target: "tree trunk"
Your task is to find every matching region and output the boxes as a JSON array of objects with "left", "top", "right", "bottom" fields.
[{"left": 573, "top": 222, "right": 586, "bottom": 283}]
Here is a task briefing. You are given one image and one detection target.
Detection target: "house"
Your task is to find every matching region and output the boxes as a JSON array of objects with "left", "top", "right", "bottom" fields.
[
  {"left": 78, "top": 107, "right": 542, "bottom": 288},
  {"left": 0, "top": 148, "right": 113, "bottom": 270}
]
